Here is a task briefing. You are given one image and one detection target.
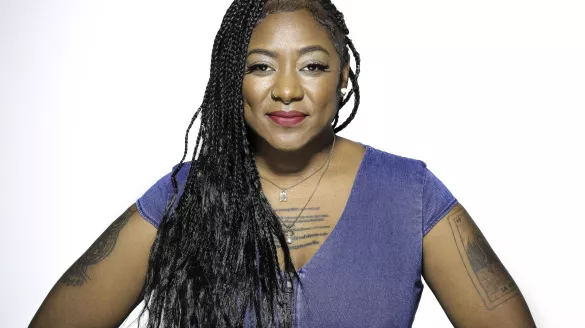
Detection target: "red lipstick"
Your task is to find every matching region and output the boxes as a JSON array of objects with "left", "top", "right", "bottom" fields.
[{"left": 267, "top": 110, "right": 307, "bottom": 127}]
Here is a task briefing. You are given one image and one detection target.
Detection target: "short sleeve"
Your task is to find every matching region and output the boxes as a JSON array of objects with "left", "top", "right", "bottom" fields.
[
  {"left": 421, "top": 164, "right": 458, "bottom": 236},
  {"left": 136, "top": 162, "right": 192, "bottom": 228}
]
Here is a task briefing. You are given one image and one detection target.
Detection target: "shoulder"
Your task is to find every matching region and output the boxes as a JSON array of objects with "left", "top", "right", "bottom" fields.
[
  {"left": 135, "top": 160, "right": 195, "bottom": 228},
  {"left": 169, "top": 161, "right": 194, "bottom": 180},
  {"left": 356, "top": 141, "right": 427, "bottom": 176},
  {"left": 157, "top": 160, "right": 195, "bottom": 193},
  {"left": 335, "top": 138, "right": 430, "bottom": 194},
  {"left": 338, "top": 136, "right": 424, "bottom": 163}
]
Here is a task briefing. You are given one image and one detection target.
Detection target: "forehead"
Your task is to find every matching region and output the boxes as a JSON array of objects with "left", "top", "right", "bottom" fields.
[{"left": 248, "top": 10, "right": 334, "bottom": 52}]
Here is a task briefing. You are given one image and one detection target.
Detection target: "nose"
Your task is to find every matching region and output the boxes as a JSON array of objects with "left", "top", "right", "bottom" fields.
[{"left": 271, "top": 67, "right": 304, "bottom": 104}]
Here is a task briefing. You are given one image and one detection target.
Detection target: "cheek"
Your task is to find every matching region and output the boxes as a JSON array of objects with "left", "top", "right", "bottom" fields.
[
  {"left": 305, "top": 77, "right": 339, "bottom": 109},
  {"left": 242, "top": 76, "right": 270, "bottom": 111},
  {"left": 242, "top": 77, "right": 271, "bottom": 129}
]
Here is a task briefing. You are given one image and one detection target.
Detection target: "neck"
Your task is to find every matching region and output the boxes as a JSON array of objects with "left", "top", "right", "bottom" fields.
[{"left": 251, "top": 129, "right": 337, "bottom": 178}]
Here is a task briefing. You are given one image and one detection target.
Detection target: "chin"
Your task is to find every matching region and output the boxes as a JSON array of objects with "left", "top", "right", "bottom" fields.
[{"left": 267, "top": 134, "right": 309, "bottom": 152}]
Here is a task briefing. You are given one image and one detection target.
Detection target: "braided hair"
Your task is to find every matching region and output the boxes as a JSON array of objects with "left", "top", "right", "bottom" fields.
[{"left": 135, "top": 1, "right": 361, "bottom": 327}]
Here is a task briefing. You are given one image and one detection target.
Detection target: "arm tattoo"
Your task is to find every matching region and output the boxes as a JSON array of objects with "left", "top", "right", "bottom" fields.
[
  {"left": 448, "top": 206, "right": 520, "bottom": 309},
  {"left": 58, "top": 204, "right": 137, "bottom": 286}
]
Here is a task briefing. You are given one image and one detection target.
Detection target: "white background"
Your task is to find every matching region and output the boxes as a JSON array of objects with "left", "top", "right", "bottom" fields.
[{"left": 1, "top": 0, "right": 583, "bottom": 326}]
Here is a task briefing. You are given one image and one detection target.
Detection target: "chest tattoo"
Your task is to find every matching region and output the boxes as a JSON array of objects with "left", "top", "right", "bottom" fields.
[{"left": 273, "top": 206, "right": 333, "bottom": 250}]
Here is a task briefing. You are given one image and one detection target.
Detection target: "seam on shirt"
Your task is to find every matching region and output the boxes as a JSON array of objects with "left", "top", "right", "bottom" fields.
[
  {"left": 416, "top": 160, "right": 426, "bottom": 284},
  {"left": 136, "top": 198, "right": 159, "bottom": 229},
  {"left": 423, "top": 198, "right": 459, "bottom": 236},
  {"left": 420, "top": 161, "right": 428, "bottom": 238}
]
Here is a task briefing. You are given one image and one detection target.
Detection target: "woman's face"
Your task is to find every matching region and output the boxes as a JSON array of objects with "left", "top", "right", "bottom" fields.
[{"left": 242, "top": 9, "right": 349, "bottom": 152}]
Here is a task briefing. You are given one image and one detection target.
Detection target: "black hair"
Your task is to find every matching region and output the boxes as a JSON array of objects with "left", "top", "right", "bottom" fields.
[{"left": 135, "top": 0, "right": 361, "bottom": 327}]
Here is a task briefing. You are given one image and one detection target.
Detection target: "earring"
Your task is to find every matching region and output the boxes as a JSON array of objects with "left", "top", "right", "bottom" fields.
[{"left": 340, "top": 88, "right": 348, "bottom": 96}]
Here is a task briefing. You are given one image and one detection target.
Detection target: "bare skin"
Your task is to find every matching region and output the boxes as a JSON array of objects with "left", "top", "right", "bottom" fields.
[
  {"left": 29, "top": 204, "right": 157, "bottom": 327},
  {"left": 423, "top": 203, "right": 536, "bottom": 327},
  {"left": 58, "top": 206, "right": 136, "bottom": 287}
]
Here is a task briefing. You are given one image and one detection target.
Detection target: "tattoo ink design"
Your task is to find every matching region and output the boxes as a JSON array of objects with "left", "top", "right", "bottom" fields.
[
  {"left": 291, "top": 225, "right": 331, "bottom": 232},
  {"left": 273, "top": 207, "right": 332, "bottom": 250},
  {"left": 275, "top": 207, "right": 321, "bottom": 213},
  {"left": 58, "top": 204, "right": 137, "bottom": 286},
  {"left": 280, "top": 214, "right": 329, "bottom": 220},
  {"left": 289, "top": 240, "right": 320, "bottom": 250},
  {"left": 448, "top": 206, "right": 519, "bottom": 309},
  {"left": 293, "top": 232, "right": 329, "bottom": 241}
]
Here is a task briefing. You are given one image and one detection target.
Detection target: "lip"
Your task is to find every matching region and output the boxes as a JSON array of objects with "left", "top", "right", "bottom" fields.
[
  {"left": 267, "top": 110, "right": 307, "bottom": 118},
  {"left": 267, "top": 114, "right": 307, "bottom": 127}
]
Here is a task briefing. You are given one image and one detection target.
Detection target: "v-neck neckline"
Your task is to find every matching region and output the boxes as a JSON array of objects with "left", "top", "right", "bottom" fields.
[{"left": 287, "top": 142, "right": 371, "bottom": 275}]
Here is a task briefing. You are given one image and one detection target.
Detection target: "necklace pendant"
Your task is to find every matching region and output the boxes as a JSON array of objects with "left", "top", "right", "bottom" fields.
[
  {"left": 285, "top": 230, "right": 294, "bottom": 244},
  {"left": 279, "top": 190, "right": 287, "bottom": 202}
]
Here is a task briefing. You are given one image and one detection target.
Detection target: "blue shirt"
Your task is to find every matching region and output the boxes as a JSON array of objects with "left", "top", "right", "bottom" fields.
[{"left": 136, "top": 143, "right": 458, "bottom": 327}]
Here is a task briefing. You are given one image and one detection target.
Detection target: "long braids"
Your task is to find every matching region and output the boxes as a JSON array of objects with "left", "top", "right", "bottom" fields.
[
  {"left": 322, "top": 0, "right": 361, "bottom": 132},
  {"left": 135, "top": 1, "right": 361, "bottom": 327}
]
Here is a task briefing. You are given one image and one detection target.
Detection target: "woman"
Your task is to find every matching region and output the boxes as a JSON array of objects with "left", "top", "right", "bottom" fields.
[{"left": 29, "top": 0, "right": 536, "bottom": 327}]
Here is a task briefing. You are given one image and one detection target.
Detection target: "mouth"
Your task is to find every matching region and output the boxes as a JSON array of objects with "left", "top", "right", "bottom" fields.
[
  {"left": 267, "top": 110, "right": 308, "bottom": 118},
  {"left": 266, "top": 110, "right": 307, "bottom": 127}
]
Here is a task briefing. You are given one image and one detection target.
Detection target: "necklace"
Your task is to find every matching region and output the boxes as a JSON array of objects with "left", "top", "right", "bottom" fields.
[
  {"left": 260, "top": 136, "right": 337, "bottom": 244},
  {"left": 259, "top": 146, "right": 331, "bottom": 202}
]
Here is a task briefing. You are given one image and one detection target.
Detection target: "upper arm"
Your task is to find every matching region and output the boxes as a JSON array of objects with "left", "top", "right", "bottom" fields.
[
  {"left": 422, "top": 203, "right": 536, "bottom": 328},
  {"left": 29, "top": 203, "right": 158, "bottom": 328}
]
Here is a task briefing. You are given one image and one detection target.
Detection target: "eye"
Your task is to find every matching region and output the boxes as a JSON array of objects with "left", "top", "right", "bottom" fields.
[
  {"left": 302, "top": 63, "right": 330, "bottom": 73},
  {"left": 245, "top": 63, "right": 273, "bottom": 74}
]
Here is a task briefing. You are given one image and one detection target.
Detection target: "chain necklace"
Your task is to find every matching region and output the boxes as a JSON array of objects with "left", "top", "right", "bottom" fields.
[
  {"left": 259, "top": 143, "right": 332, "bottom": 202},
  {"left": 259, "top": 135, "right": 337, "bottom": 244}
]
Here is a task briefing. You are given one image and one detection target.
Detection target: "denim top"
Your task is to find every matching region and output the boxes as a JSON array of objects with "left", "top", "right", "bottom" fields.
[{"left": 136, "top": 143, "right": 458, "bottom": 327}]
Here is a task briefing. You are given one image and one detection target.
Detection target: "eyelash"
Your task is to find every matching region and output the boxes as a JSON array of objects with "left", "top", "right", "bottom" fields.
[
  {"left": 245, "top": 63, "right": 330, "bottom": 74},
  {"left": 304, "top": 63, "right": 330, "bottom": 72}
]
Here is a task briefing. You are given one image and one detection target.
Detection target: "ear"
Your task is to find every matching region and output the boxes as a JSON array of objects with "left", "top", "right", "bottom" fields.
[{"left": 340, "top": 62, "right": 350, "bottom": 89}]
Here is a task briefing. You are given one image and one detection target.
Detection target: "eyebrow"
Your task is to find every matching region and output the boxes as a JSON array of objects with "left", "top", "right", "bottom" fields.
[{"left": 246, "top": 45, "right": 330, "bottom": 58}]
